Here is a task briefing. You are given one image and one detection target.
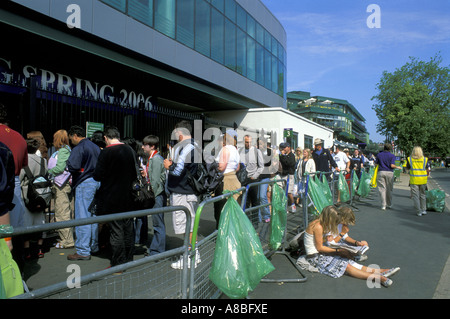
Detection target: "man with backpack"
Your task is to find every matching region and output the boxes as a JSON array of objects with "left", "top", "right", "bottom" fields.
[{"left": 142, "top": 135, "right": 167, "bottom": 256}]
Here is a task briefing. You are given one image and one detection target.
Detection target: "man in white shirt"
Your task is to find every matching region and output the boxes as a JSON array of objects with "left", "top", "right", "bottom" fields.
[
  {"left": 333, "top": 145, "right": 351, "bottom": 204},
  {"left": 333, "top": 145, "right": 351, "bottom": 173}
]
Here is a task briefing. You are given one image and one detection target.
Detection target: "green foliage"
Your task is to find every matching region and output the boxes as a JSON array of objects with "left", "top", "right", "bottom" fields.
[{"left": 372, "top": 54, "right": 450, "bottom": 156}]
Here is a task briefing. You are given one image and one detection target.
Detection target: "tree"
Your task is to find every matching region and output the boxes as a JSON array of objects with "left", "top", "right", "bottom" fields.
[{"left": 372, "top": 54, "right": 450, "bottom": 156}]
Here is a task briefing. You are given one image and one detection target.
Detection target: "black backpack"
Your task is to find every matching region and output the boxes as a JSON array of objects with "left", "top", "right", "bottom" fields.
[
  {"left": 186, "top": 153, "right": 223, "bottom": 200},
  {"left": 22, "top": 158, "right": 52, "bottom": 212}
]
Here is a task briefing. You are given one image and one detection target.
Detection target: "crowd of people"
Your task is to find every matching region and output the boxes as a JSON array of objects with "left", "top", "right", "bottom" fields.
[{"left": 0, "top": 98, "right": 435, "bottom": 295}]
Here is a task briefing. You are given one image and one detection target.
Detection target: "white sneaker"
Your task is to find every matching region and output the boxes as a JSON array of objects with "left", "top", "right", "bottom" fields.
[
  {"left": 381, "top": 278, "right": 393, "bottom": 288},
  {"left": 381, "top": 206, "right": 386, "bottom": 211},
  {"left": 417, "top": 212, "right": 423, "bottom": 216},
  {"left": 422, "top": 211, "right": 427, "bottom": 215},
  {"left": 381, "top": 267, "right": 400, "bottom": 278},
  {"left": 290, "top": 204, "right": 296, "bottom": 212}
]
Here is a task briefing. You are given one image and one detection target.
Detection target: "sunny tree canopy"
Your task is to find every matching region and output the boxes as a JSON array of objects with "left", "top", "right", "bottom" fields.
[{"left": 372, "top": 54, "right": 450, "bottom": 157}]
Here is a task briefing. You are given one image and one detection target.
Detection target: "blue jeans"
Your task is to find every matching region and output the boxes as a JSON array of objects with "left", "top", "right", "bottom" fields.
[
  {"left": 74, "top": 178, "right": 100, "bottom": 256},
  {"left": 258, "top": 178, "right": 271, "bottom": 222},
  {"left": 11, "top": 177, "right": 25, "bottom": 228},
  {"left": 148, "top": 193, "right": 166, "bottom": 256}
]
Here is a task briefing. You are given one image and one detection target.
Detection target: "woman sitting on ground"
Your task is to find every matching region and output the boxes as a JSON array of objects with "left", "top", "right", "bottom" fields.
[{"left": 304, "top": 205, "right": 399, "bottom": 287}]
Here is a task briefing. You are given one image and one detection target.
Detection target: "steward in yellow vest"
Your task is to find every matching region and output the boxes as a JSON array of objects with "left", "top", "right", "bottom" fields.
[{"left": 407, "top": 156, "right": 429, "bottom": 185}]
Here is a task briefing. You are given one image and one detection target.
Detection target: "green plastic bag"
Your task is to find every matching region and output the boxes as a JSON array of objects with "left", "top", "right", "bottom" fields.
[
  {"left": 307, "top": 176, "right": 330, "bottom": 215},
  {"left": 0, "top": 239, "right": 24, "bottom": 299},
  {"left": 318, "top": 174, "right": 333, "bottom": 206},
  {"left": 270, "top": 183, "right": 287, "bottom": 250},
  {"left": 338, "top": 172, "right": 350, "bottom": 202},
  {"left": 209, "top": 196, "right": 275, "bottom": 299},
  {"left": 426, "top": 189, "right": 446, "bottom": 212},
  {"left": 357, "top": 171, "right": 371, "bottom": 197}
]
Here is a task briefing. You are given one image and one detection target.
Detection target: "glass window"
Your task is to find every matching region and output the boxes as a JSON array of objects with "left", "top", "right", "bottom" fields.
[
  {"left": 224, "top": 19, "right": 236, "bottom": 71},
  {"left": 264, "top": 49, "right": 271, "bottom": 90},
  {"left": 102, "top": 0, "right": 126, "bottom": 11},
  {"left": 246, "top": 36, "right": 255, "bottom": 81},
  {"left": 271, "top": 36, "right": 278, "bottom": 56},
  {"left": 278, "top": 60, "right": 285, "bottom": 97},
  {"left": 256, "top": 22, "right": 264, "bottom": 45},
  {"left": 211, "top": 0, "right": 224, "bottom": 12},
  {"left": 155, "top": 0, "right": 175, "bottom": 38},
  {"left": 195, "top": 0, "right": 211, "bottom": 57},
  {"left": 128, "top": 0, "right": 153, "bottom": 26},
  {"left": 211, "top": 8, "right": 224, "bottom": 64},
  {"left": 271, "top": 55, "right": 278, "bottom": 93},
  {"left": 247, "top": 14, "right": 255, "bottom": 39},
  {"left": 176, "top": 0, "right": 194, "bottom": 48},
  {"left": 236, "top": 28, "right": 246, "bottom": 76},
  {"left": 224, "top": 0, "right": 236, "bottom": 23},
  {"left": 255, "top": 43, "right": 264, "bottom": 86},
  {"left": 264, "top": 29, "right": 271, "bottom": 51},
  {"left": 236, "top": 4, "right": 246, "bottom": 31}
]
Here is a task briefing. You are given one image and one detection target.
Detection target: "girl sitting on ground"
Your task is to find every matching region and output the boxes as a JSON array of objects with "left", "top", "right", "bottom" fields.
[{"left": 304, "top": 205, "right": 400, "bottom": 287}]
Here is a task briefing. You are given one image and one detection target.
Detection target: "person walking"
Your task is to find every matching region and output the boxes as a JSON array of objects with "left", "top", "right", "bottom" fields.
[
  {"left": 142, "top": 135, "right": 167, "bottom": 255},
  {"left": 48, "top": 130, "right": 74, "bottom": 249},
  {"left": 66, "top": 125, "right": 101, "bottom": 261},
  {"left": 93, "top": 126, "right": 137, "bottom": 267},
  {"left": 406, "top": 146, "right": 431, "bottom": 216},
  {"left": 375, "top": 143, "right": 401, "bottom": 211}
]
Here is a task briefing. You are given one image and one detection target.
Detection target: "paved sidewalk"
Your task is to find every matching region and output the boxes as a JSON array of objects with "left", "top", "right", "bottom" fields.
[{"left": 249, "top": 171, "right": 450, "bottom": 299}]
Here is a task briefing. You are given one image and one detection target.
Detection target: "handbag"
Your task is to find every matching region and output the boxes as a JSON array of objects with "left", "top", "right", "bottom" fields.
[
  {"left": 130, "top": 149, "right": 155, "bottom": 210},
  {"left": 236, "top": 163, "right": 249, "bottom": 186}
]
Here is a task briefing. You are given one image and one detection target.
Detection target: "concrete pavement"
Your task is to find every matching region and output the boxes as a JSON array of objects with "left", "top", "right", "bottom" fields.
[
  {"left": 249, "top": 169, "right": 450, "bottom": 299},
  {"left": 19, "top": 170, "right": 450, "bottom": 299}
]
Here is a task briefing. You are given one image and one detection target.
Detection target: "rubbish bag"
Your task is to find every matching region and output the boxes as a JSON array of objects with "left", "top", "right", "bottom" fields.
[
  {"left": 426, "top": 189, "right": 446, "bottom": 212},
  {"left": 357, "top": 171, "right": 371, "bottom": 197},
  {"left": 338, "top": 172, "right": 350, "bottom": 202},
  {"left": 318, "top": 174, "right": 333, "bottom": 206},
  {"left": 307, "top": 176, "right": 330, "bottom": 215},
  {"left": 370, "top": 165, "right": 379, "bottom": 188},
  {"left": 209, "top": 196, "right": 275, "bottom": 299},
  {"left": 270, "top": 183, "right": 287, "bottom": 250},
  {"left": 0, "top": 239, "right": 24, "bottom": 299}
]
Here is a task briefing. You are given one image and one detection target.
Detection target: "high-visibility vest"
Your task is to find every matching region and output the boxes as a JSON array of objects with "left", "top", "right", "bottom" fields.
[{"left": 408, "top": 156, "right": 428, "bottom": 185}]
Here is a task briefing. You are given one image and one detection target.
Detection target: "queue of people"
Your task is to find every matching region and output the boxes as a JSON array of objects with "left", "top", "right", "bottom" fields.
[{"left": 0, "top": 99, "right": 438, "bottom": 294}]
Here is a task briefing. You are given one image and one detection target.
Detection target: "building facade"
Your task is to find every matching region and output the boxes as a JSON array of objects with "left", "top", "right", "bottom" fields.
[
  {"left": 0, "top": 0, "right": 287, "bottom": 148},
  {"left": 287, "top": 91, "right": 369, "bottom": 146}
]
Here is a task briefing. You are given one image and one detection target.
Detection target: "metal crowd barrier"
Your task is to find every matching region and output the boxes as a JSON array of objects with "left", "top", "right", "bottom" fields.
[
  {"left": 3, "top": 168, "right": 379, "bottom": 299},
  {"left": 188, "top": 177, "right": 307, "bottom": 299},
  {"left": 3, "top": 206, "right": 192, "bottom": 299}
]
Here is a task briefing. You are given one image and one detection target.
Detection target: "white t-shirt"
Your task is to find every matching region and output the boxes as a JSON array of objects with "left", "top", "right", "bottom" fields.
[
  {"left": 333, "top": 151, "right": 350, "bottom": 171},
  {"left": 217, "top": 145, "right": 240, "bottom": 174}
]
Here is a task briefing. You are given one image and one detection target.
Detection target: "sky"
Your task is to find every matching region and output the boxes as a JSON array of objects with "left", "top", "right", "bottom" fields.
[{"left": 261, "top": 0, "right": 450, "bottom": 143}]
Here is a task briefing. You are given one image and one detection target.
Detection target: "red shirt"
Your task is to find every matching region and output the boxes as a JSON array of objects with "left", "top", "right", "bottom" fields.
[{"left": 0, "top": 124, "right": 28, "bottom": 176}]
